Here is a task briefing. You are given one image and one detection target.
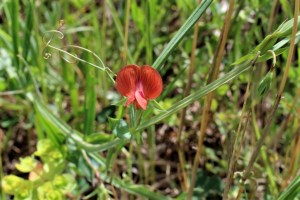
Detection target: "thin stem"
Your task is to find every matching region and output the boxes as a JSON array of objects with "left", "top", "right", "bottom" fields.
[
  {"left": 136, "top": 142, "right": 145, "bottom": 183},
  {"left": 236, "top": 1, "right": 299, "bottom": 197},
  {"left": 236, "top": 111, "right": 251, "bottom": 162},
  {"left": 232, "top": 111, "right": 252, "bottom": 199},
  {"left": 177, "top": 0, "right": 202, "bottom": 191},
  {"left": 269, "top": 89, "right": 299, "bottom": 149},
  {"left": 250, "top": 105, "right": 278, "bottom": 196},
  {"left": 0, "top": 90, "right": 24, "bottom": 96},
  {"left": 145, "top": 0, "right": 153, "bottom": 64},
  {"left": 81, "top": 150, "right": 102, "bottom": 185},
  {"left": 223, "top": 53, "right": 256, "bottom": 200},
  {"left": 187, "top": 0, "right": 235, "bottom": 198},
  {"left": 122, "top": 0, "right": 131, "bottom": 65},
  {"left": 147, "top": 126, "right": 156, "bottom": 183},
  {"left": 101, "top": 1, "right": 107, "bottom": 63},
  {"left": 267, "top": 0, "right": 279, "bottom": 33},
  {"left": 281, "top": 128, "right": 300, "bottom": 188},
  {"left": 11, "top": 0, "right": 20, "bottom": 69}
]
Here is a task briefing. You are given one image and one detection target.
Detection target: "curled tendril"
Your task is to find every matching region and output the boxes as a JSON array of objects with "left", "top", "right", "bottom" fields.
[
  {"left": 42, "top": 30, "right": 65, "bottom": 60},
  {"left": 42, "top": 28, "right": 115, "bottom": 82},
  {"left": 42, "top": 30, "right": 64, "bottom": 45},
  {"left": 43, "top": 52, "right": 52, "bottom": 59}
]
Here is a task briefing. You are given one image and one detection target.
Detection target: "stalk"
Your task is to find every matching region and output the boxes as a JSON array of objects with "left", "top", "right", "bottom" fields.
[
  {"left": 122, "top": 0, "right": 131, "bottom": 65},
  {"left": 177, "top": 0, "right": 202, "bottom": 191},
  {"left": 187, "top": 0, "right": 235, "bottom": 198}
]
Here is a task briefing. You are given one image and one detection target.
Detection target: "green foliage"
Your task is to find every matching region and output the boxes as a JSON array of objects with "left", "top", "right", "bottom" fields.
[
  {"left": 1, "top": 0, "right": 300, "bottom": 199},
  {"left": 256, "top": 71, "right": 274, "bottom": 101},
  {"left": 2, "top": 139, "right": 76, "bottom": 200},
  {"left": 278, "top": 175, "right": 300, "bottom": 200},
  {"left": 15, "top": 156, "right": 37, "bottom": 173},
  {"left": 193, "top": 170, "right": 223, "bottom": 199}
]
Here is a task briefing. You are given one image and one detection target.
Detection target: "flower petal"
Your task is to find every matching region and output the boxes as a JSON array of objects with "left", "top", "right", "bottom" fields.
[
  {"left": 115, "top": 65, "right": 140, "bottom": 97},
  {"left": 125, "top": 95, "right": 135, "bottom": 107},
  {"left": 140, "top": 66, "right": 163, "bottom": 99},
  {"left": 135, "top": 90, "right": 147, "bottom": 110}
]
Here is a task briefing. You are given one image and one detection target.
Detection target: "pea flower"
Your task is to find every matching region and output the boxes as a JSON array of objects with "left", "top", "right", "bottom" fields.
[{"left": 116, "top": 64, "right": 163, "bottom": 110}]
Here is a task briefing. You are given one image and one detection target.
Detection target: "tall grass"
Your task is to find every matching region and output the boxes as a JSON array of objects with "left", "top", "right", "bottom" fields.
[{"left": 0, "top": 0, "right": 300, "bottom": 199}]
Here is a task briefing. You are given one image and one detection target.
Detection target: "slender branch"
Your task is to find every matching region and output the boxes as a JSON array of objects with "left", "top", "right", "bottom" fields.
[{"left": 267, "top": 0, "right": 279, "bottom": 33}]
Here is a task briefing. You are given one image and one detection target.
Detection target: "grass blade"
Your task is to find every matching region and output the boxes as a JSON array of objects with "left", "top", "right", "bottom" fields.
[
  {"left": 106, "top": 0, "right": 134, "bottom": 64},
  {"left": 33, "top": 96, "right": 122, "bottom": 152},
  {"left": 10, "top": 0, "right": 20, "bottom": 69},
  {"left": 152, "top": 0, "right": 213, "bottom": 71},
  {"left": 83, "top": 67, "right": 96, "bottom": 135},
  {"left": 278, "top": 175, "right": 300, "bottom": 200},
  {"left": 22, "top": 0, "right": 34, "bottom": 60}
]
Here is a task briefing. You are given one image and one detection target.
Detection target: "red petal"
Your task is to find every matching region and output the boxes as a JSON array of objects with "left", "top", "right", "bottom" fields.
[
  {"left": 135, "top": 90, "right": 147, "bottom": 110},
  {"left": 115, "top": 65, "right": 140, "bottom": 97},
  {"left": 125, "top": 95, "right": 135, "bottom": 106},
  {"left": 140, "top": 66, "right": 163, "bottom": 99}
]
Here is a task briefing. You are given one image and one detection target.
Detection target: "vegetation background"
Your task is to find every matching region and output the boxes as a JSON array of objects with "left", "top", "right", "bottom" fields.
[{"left": 0, "top": 0, "right": 299, "bottom": 199}]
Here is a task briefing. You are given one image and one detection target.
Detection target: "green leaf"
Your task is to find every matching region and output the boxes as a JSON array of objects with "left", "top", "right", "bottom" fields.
[
  {"left": 34, "top": 139, "right": 65, "bottom": 163},
  {"left": 9, "top": 0, "right": 20, "bottom": 69},
  {"left": 33, "top": 99, "right": 122, "bottom": 152},
  {"left": 2, "top": 175, "right": 32, "bottom": 199},
  {"left": 2, "top": 175, "right": 27, "bottom": 195},
  {"left": 22, "top": 0, "right": 34, "bottom": 60},
  {"left": 193, "top": 170, "right": 223, "bottom": 199},
  {"left": 256, "top": 72, "right": 274, "bottom": 101},
  {"left": 15, "top": 156, "right": 37, "bottom": 173},
  {"left": 37, "top": 182, "right": 64, "bottom": 200},
  {"left": 276, "top": 16, "right": 300, "bottom": 37},
  {"left": 53, "top": 174, "right": 77, "bottom": 193},
  {"left": 108, "top": 117, "right": 131, "bottom": 140},
  {"left": 83, "top": 67, "right": 97, "bottom": 135},
  {"left": 278, "top": 175, "right": 300, "bottom": 200},
  {"left": 273, "top": 32, "right": 300, "bottom": 51}
]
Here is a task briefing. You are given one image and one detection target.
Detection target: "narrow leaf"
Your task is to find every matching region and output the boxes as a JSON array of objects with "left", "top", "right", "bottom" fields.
[{"left": 152, "top": 0, "right": 213, "bottom": 71}]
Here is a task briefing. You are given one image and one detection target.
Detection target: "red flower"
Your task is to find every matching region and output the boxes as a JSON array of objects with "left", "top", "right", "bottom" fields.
[{"left": 116, "top": 64, "right": 163, "bottom": 110}]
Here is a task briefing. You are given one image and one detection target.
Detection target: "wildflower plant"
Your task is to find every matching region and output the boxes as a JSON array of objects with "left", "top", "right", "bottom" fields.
[{"left": 1, "top": 0, "right": 300, "bottom": 199}]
